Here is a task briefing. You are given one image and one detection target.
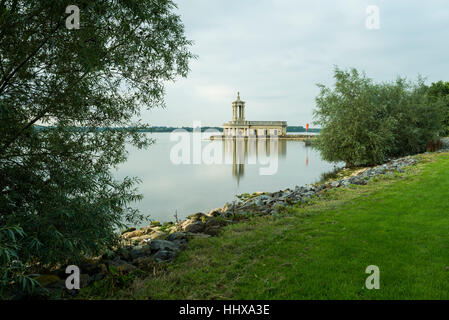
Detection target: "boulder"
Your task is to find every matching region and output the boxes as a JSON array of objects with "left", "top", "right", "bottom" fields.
[
  {"left": 128, "top": 230, "right": 166, "bottom": 244},
  {"left": 222, "top": 203, "right": 231, "bottom": 212},
  {"left": 128, "top": 245, "right": 152, "bottom": 260},
  {"left": 187, "top": 212, "right": 207, "bottom": 222},
  {"left": 121, "top": 227, "right": 152, "bottom": 239},
  {"left": 116, "top": 247, "right": 132, "bottom": 261},
  {"left": 167, "top": 232, "right": 211, "bottom": 241},
  {"left": 207, "top": 208, "right": 222, "bottom": 217},
  {"left": 149, "top": 230, "right": 166, "bottom": 240},
  {"left": 149, "top": 239, "right": 180, "bottom": 252},
  {"left": 241, "top": 201, "right": 255, "bottom": 209},
  {"left": 36, "top": 274, "right": 61, "bottom": 287},
  {"left": 203, "top": 218, "right": 230, "bottom": 236},
  {"left": 303, "top": 191, "right": 315, "bottom": 198},
  {"left": 183, "top": 221, "right": 205, "bottom": 233},
  {"left": 127, "top": 234, "right": 153, "bottom": 243},
  {"left": 121, "top": 227, "right": 136, "bottom": 235},
  {"left": 179, "top": 219, "right": 193, "bottom": 229},
  {"left": 331, "top": 181, "right": 341, "bottom": 188},
  {"left": 167, "top": 232, "right": 188, "bottom": 241},
  {"left": 351, "top": 177, "right": 366, "bottom": 185},
  {"left": 259, "top": 195, "right": 272, "bottom": 201},
  {"left": 107, "top": 257, "right": 136, "bottom": 273}
]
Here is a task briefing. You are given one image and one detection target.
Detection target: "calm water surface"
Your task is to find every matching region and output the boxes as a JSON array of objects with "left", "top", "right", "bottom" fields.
[{"left": 114, "top": 133, "right": 338, "bottom": 224}]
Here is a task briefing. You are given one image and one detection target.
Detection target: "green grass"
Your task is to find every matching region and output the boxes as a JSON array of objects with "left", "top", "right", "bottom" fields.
[{"left": 113, "top": 152, "right": 449, "bottom": 299}]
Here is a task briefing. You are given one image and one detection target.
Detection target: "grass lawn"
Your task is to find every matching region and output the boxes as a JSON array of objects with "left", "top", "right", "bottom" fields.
[{"left": 109, "top": 152, "right": 449, "bottom": 299}]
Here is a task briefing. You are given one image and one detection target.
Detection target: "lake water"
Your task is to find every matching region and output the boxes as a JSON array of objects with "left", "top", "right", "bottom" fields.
[{"left": 114, "top": 132, "right": 338, "bottom": 225}]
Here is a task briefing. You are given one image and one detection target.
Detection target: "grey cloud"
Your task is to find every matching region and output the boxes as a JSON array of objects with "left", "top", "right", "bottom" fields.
[{"left": 144, "top": 0, "right": 449, "bottom": 127}]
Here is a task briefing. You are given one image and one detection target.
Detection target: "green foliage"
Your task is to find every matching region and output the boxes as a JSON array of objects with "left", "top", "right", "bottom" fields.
[
  {"left": 0, "top": 0, "right": 194, "bottom": 295},
  {"left": 314, "top": 68, "right": 395, "bottom": 166},
  {"left": 427, "top": 81, "right": 449, "bottom": 136},
  {"left": 386, "top": 78, "right": 442, "bottom": 157},
  {"left": 0, "top": 225, "right": 41, "bottom": 297},
  {"left": 150, "top": 220, "right": 161, "bottom": 227},
  {"left": 159, "top": 222, "right": 174, "bottom": 233},
  {"left": 80, "top": 268, "right": 146, "bottom": 299},
  {"left": 314, "top": 67, "right": 442, "bottom": 166}
]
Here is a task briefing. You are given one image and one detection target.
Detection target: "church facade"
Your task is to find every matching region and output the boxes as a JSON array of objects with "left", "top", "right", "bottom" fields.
[{"left": 222, "top": 93, "right": 287, "bottom": 137}]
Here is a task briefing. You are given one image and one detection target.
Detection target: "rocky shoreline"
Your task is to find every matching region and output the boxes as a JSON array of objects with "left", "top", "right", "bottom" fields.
[{"left": 30, "top": 147, "right": 449, "bottom": 299}]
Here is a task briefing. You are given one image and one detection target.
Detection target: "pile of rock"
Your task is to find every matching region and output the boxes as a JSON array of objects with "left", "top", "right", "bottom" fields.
[
  {"left": 121, "top": 213, "right": 232, "bottom": 246},
  {"left": 215, "top": 155, "right": 419, "bottom": 216}
]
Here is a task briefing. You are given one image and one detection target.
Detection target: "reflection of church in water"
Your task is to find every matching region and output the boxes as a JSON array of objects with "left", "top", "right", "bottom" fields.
[
  {"left": 223, "top": 92, "right": 287, "bottom": 137},
  {"left": 223, "top": 137, "right": 287, "bottom": 184},
  {"left": 221, "top": 92, "right": 287, "bottom": 183}
]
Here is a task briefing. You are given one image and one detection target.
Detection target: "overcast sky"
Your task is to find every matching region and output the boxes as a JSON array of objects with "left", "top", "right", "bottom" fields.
[{"left": 142, "top": 0, "right": 449, "bottom": 127}]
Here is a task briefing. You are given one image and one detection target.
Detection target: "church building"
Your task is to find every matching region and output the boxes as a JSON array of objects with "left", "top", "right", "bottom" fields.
[{"left": 222, "top": 92, "right": 287, "bottom": 137}]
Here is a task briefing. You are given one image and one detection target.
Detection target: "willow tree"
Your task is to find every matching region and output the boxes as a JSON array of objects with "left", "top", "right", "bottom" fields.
[
  {"left": 313, "top": 68, "right": 396, "bottom": 167},
  {"left": 313, "top": 67, "right": 441, "bottom": 167},
  {"left": 0, "top": 0, "right": 194, "bottom": 294}
]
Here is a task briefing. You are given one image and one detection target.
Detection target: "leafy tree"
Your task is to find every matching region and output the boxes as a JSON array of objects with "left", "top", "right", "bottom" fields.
[
  {"left": 314, "top": 67, "right": 442, "bottom": 167},
  {"left": 0, "top": 0, "right": 194, "bottom": 295},
  {"left": 387, "top": 78, "right": 442, "bottom": 157},
  {"left": 427, "top": 81, "right": 449, "bottom": 136},
  {"left": 313, "top": 68, "right": 395, "bottom": 167}
]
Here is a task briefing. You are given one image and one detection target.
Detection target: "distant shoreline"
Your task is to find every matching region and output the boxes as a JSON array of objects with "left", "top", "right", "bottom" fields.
[
  {"left": 209, "top": 134, "right": 318, "bottom": 141},
  {"left": 33, "top": 125, "right": 320, "bottom": 133}
]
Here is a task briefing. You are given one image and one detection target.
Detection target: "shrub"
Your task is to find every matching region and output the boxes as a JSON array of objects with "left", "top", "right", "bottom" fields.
[
  {"left": 384, "top": 78, "right": 443, "bottom": 157},
  {"left": 314, "top": 68, "right": 395, "bottom": 167},
  {"left": 427, "top": 81, "right": 449, "bottom": 136},
  {"left": 314, "top": 67, "right": 442, "bottom": 167}
]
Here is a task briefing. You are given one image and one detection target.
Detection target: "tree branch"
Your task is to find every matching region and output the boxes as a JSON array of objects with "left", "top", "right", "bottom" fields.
[{"left": 0, "top": 20, "right": 61, "bottom": 96}]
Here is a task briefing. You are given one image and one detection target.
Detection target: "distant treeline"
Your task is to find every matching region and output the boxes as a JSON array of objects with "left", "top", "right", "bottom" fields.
[
  {"left": 150, "top": 126, "right": 223, "bottom": 132},
  {"left": 149, "top": 125, "right": 320, "bottom": 133},
  {"left": 33, "top": 125, "right": 224, "bottom": 132},
  {"left": 34, "top": 125, "right": 320, "bottom": 133},
  {"left": 287, "top": 126, "right": 320, "bottom": 133}
]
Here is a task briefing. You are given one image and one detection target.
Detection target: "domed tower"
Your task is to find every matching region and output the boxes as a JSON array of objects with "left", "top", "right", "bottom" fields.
[{"left": 232, "top": 92, "right": 245, "bottom": 122}]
